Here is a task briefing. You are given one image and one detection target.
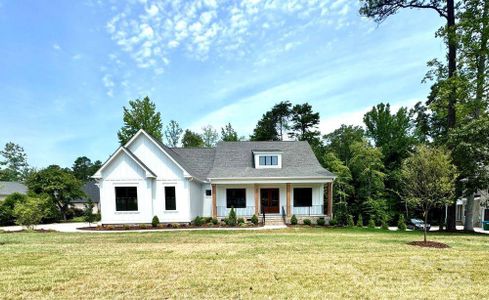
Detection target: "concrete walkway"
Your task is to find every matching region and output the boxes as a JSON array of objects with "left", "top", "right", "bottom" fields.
[
  {"left": 0, "top": 222, "right": 287, "bottom": 233},
  {"left": 388, "top": 225, "right": 489, "bottom": 234}
]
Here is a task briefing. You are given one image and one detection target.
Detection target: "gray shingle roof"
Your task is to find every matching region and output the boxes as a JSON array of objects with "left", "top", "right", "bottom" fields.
[
  {"left": 164, "top": 141, "right": 334, "bottom": 181},
  {"left": 72, "top": 181, "right": 100, "bottom": 203},
  {"left": 0, "top": 181, "right": 27, "bottom": 196}
]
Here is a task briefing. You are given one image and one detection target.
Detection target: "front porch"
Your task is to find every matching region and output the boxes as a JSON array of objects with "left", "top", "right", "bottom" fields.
[{"left": 211, "top": 182, "right": 333, "bottom": 223}]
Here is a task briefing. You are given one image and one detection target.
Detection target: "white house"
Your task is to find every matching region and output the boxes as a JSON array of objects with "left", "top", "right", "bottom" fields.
[
  {"left": 93, "top": 129, "right": 335, "bottom": 225},
  {"left": 456, "top": 190, "right": 489, "bottom": 227}
]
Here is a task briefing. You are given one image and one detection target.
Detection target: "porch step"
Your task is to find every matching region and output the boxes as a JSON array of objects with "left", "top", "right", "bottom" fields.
[{"left": 262, "top": 215, "right": 286, "bottom": 226}]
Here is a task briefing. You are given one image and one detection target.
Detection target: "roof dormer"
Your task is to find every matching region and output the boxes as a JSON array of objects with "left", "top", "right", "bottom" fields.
[{"left": 253, "top": 150, "right": 282, "bottom": 169}]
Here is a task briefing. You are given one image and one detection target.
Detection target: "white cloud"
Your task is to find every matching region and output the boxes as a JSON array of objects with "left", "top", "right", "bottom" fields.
[
  {"left": 52, "top": 43, "right": 61, "bottom": 51},
  {"left": 102, "top": 74, "right": 115, "bottom": 97},
  {"left": 72, "top": 54, "right": 82, "bottom": 60}
]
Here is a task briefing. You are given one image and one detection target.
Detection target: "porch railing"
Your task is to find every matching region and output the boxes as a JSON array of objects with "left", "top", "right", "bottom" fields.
[
  {"left": 292, "top": 205, "right": 324, "bottom": 216},
  {"left": 217, "top": 206, "right": 255, "bottom": 217}
]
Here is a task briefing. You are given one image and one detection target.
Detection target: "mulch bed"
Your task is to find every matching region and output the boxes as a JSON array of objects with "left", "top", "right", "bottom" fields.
[
  {"left": 407, "top": 241, "right": 450, "bottom": 248},
  {"left": 79, "top": 223, "right": 262, "bottom": 231}
]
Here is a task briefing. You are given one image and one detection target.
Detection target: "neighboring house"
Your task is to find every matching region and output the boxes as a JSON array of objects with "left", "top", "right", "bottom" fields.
[
  {"left": 93, "top": 129, "right": 335, "bottom": 225},
  {"left": 71, "top": 181, "right": 100, "bottom": 213},
  {"left": 0, "top": 181, "right": 27, "bottom": 201},
  {"left": 456, "top": 190, "right": 489, "bottom": 227}
]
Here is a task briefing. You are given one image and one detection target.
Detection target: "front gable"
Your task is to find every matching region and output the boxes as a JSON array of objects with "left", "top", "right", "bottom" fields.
[{"left": 96, "top": 149, "right": 150, "bottom": 180}]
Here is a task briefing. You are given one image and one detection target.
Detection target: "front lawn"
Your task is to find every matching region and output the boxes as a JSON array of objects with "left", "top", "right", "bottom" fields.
[{"left": 0, "top": 228, "right": 488, "bottom": 299}]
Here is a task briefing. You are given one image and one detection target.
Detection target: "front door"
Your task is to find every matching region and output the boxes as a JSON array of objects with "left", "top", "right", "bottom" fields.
[{"left": 261, "top": 188, "right": 279, "bottom": 214}]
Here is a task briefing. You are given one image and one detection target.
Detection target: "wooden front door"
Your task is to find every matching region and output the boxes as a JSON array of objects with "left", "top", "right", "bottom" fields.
[{"left": 261, "top": 188, "right": 280, "bottom": 214}]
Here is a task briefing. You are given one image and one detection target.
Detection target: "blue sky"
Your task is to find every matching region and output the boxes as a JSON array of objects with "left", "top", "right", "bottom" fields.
[{"left": 0, "top": 0, "right": 445, "bottom": 168}]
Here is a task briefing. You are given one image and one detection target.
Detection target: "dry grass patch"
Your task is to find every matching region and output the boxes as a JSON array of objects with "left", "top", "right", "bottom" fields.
[{"left": 0, "top": 228, "right": 488, "bottom": 299}]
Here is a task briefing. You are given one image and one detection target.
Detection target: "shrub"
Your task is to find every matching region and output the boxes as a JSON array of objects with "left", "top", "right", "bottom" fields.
[
  {"left": 204, "top": 217, "right": 213, "bottom": 224},
  {"left": 290, "top": 214, "right": 298, "bottom": 225},
  {"left": 0, "top": 192, "right": 27, "bottom": 226},
  {"left": 250, "top": 214, "right": 258, "bottom": 225},
  {"left": 171, "top": 223, "right": 180, "bottom": 229},
  {"left": 84, "top": 200, "right": 97, "bottom": 225},
  {"left": 193, "top": 216, "right": 204, "bottom": 226},
  {"left": 303, "top": 218, "right": 312, "bottom": 226},
  {"left": 211, "top": 218, "right": 218, "bottom": 225},
  {"left": 123, "top": 224, "right": 130, "bottom": 230},
  {"left": 368, "top": 218, "right": 376, "bottom": 228},
  {"left": 356, "top": 215, "right": 363, "bottom": 227},
  {"left": 381, "top": 216, "right": 389, "bottom": 230},
  {"left": 237, "top": 217, "right": 245, "bottom": 225},
  {"left": 316, "top": 218, "right": 326, "bottom": 226},
  {"left": 397, "top": 214, "right": 407, "bottom": 231},
  {"left": 346, "top": 215, "right": 355, "bottom": 227},
  {"left": 13, "top": 197, "right": 48, "bottom": 229},
  {"left": 227, "top": 208, "right": 237, "bottom": 226},
  {"left": 329, "top": 217, "right": 338, "bottom": 226},
  {"left": 152, "top": 215, "right": 160, "bottom": 227}
]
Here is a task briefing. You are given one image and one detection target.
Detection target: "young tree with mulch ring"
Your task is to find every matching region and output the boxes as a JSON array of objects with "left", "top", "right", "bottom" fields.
[{"left": 401, "top": 145, "right": 457, "bottom": 244}]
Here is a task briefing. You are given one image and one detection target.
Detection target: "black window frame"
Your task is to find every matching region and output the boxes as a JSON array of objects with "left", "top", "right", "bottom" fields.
[
  {"left": 205, "top": 189, "right": 212, "bottom": 196},
  {"left": 165, "top": 186, "right": 176, "bottom": 211},
  {"left": 115, "top": 186, "right": 138, "bottom": 211},
  {"left": 226, "top": 188, "right": 246, "bottom": 208},
  {"left": 293, "top": 188, "right": 312, "bottom": 207}
]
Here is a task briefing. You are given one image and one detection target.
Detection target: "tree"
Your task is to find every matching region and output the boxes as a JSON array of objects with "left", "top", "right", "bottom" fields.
[
  {"left": 72, "top": 156, "right": 102, "bottom": 182},
  {"left": 181, "top": 130, "right": 204, "bottom": 148},
  {"left": 288, "top": 103, "right": 321, "bottom": 145},
  {"left": 323, "top": 125, "right": 365, "bottom": 165},
  {"left": 117, "top": 96, "right": 163, "bottom": 145},
  {"left": 250, "top": 111, "right": 279, "bottom": 141},
  {"left": 323, "top": 152, "right": 353, "bottom": 224},
  {"left": 221, "top": 123, "right": 238, "bottom": 141},
  {"left": 271, "top": 101, "right": 292, "bottom": 140},
  {"left": 410, "top": 101, "right": 431, "bottom": 143},
  {"left": 25, "top": 165, "right": 85, "bottom": 221},
  {"left": 164, "top": 120, "right": 183, "bottom": 147},
  {"left": 13, "top": 197, "right": 48, "bottom": 229},
  {"left": 0, "top": 192, "right": 27, "bottom": 226},
  {"left": 0, "top": 142, "right": 30, "bottom": 181},
  {"left": 449, "top": 116, "right": 489, "bottom": 231},
  {"left": 201, "top": 125, "right": 219, "bottom": 147},
  {"left": 401, "top": 145, "right": 457, "bottom": 243}
]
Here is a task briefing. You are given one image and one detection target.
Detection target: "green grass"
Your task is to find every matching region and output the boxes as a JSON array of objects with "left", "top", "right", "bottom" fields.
[{"left": 0, "top": 227, "right": 488, "bottom": 299}]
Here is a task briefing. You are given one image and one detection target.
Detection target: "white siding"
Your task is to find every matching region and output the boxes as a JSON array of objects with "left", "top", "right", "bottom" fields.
[
  {"left": 189, "top": 180, "right": 203, "bottom": 219},
  {"left": 202, "top": 184, "right": 212, "bottom": 217},
  {"left": 153, "top": 180, "right": 191, "bottom": 223}
]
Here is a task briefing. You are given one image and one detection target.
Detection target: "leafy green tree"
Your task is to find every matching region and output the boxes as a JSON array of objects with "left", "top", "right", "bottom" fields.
[
  {"left": 72, "top": 156, "right": 102, "bottom": 182},
  {"left": 288, "top": 103, "right": 320, "bottom": 145},
  {"left": 271, "top": 101, "right": 292, "bottom": 140},
  {"left": 83, "top": 199, "right": 97, "bottom": 226},
  {"left": 164, "top": 120, "right": 183, "bottom": 147},
  {"left": 0, "top": 192, "right": 27, "bottom": 225},
  {"left": 0, "top": 142, "right": 30, "bottom": 181},
  {"left": 401, "top": 145, "right": 457, "bottom": 242},
  {"left": 117, "top": 96, "right": 163, "bottom": 145},
  {"left": 410, "top": 101, "right": 431, "bottom": 143},
  {"left": 323, "top": 125, "right": 365, "bottom": 165},
  {"left": 181, "top": 130, "right": 204, "bottom": 148},
  {"left": 449, "top": 116, "right": 489, "bottom": 231},
  {"left": 13, "top": 197, "right": 48, "bottom": 229},
  {"left": 201, "top": 125, "right": 219, "bottom": 147},
  {"left": 221, "top": 123, "right": 238, "bottom": 141},
  {"left": 26, "top": 165, "right": 85, "bottom": 221},
  {"left": 323, "top": 152, "right": 353, "bottom": 225},
  {"left": 250, "top": 111, "right": 279, "bottom": 141}
]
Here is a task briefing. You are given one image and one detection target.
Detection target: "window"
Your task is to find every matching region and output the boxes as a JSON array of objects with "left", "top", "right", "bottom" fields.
[
  {"left": 259, "top": 155, "right": 278, "bottom": 166},
  {"left": 485, "top": 208, "right": 489, "bottom": 221},
  {"left": 115, "top": 187, "right": 138, "bottom": 211},
  {"left": 205, "top": 189, "right": 212, "bottom": 196},
  {"left": 226, "top": 189, "right": 246, "bottom": 208},
  {"left": 293, "top": 188, "right": 312, "bottom": 207},
  {"left": 165, "top": 186, "right": 176, "bottom": 210}
]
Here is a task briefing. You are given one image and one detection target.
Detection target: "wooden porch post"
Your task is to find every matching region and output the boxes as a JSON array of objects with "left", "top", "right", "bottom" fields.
[
  {"left": 211, "top": 184, "right": 217, "bottom": 218},
  {"left": 327, "top": 182, "right": 333, "bottom": 217},
  {"left": 286, "top": 183, "right": 291, "bottom": 217},
  {"left": 254, "top": 184, "right": 259, "bottom": 215}
]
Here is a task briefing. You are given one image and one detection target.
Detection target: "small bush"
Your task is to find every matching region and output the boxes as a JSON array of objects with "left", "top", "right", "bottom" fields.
[
  {"left": 329, "top": 217, "right": 338, "bottom": 226},
  {"left": 316, "top": 218, "right": 326, "bottom": 226},
  {"left": 356, "top": 215, "right": 363, "bottom": 227},
  {"left": 290, "top": 214, "right": 298, "bottom": 225},
  {"left": 203, "top": 217, "right": 212, "bottom": 224},
  {"left": 227, "top": 208, "right": 237, "bottom": 226},
  {"left": 346, "top": 215, "right": 355, "bottom": 227},
  {"left": 13, "top": 197, "right": 48, "bottom": 229},
  {"left": 397, "top": 214, "right": 407, "bottom": 231},
  {"left": 211, "top": 218, "right": 218, "bottom": 225},
  {"left": 171, "top": 223, "right": 180, "bottom": 228},
  {"left": 123, "top": 224, "right": 130, "bottom": 230},
  {"left": 0, "top": 192, "right": 28, "bottom": 226},
  {"left": 381, "top": 216, "right": 389, "bottom": 230},
  {"left": 368, "top": 218, "right": 376, "bottom": 228},
  {"left": 250, "top": 214, "right": 258, "bottom": 225},
  {"left": 303, "top": 218, "right": 312, "bottom": 226},
  {"left": 237, "top": 217, "right": 245, "bottom": 225},
  {"left": 193, "top": 216, "right": 204, "bottom": 226},
  {"left": 151, "top": 215, "right": 160, "bottom": 227}
]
